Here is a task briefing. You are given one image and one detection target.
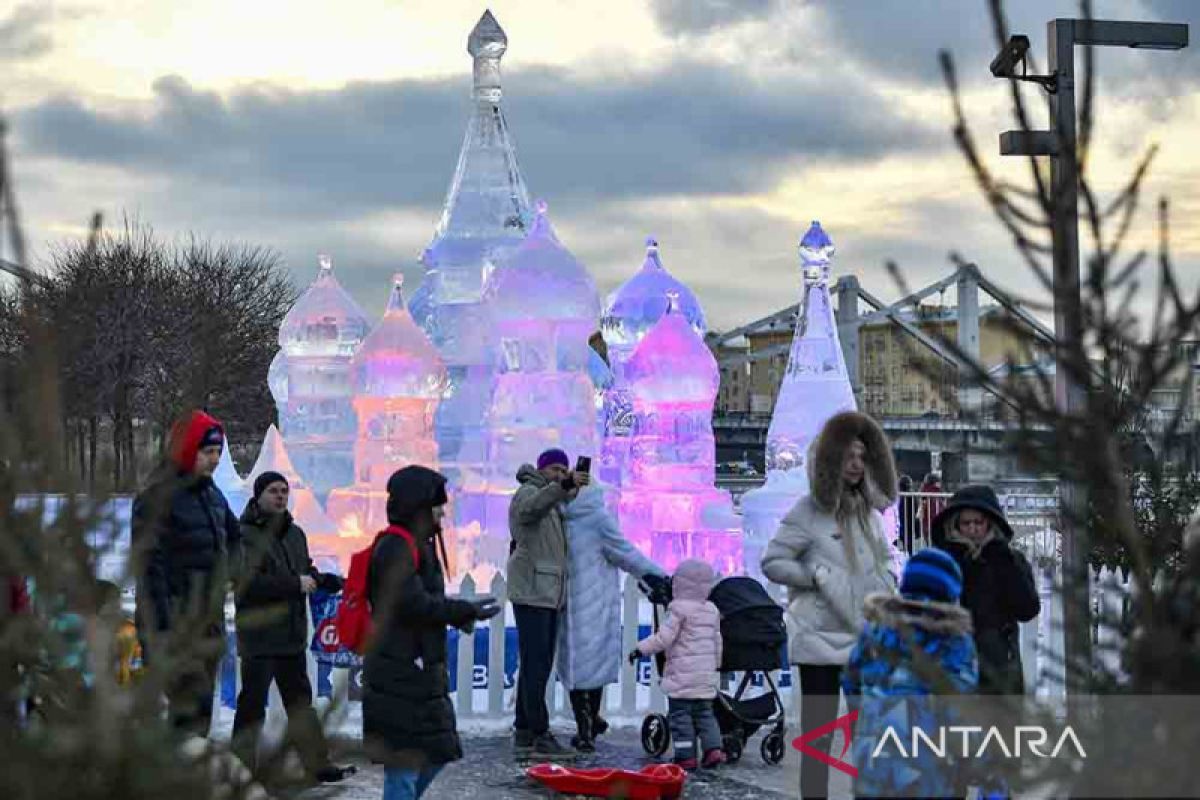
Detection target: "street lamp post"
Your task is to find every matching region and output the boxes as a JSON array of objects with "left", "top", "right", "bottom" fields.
[{"left": 993, "top": 17, "right": 1189, "bottom": 697}]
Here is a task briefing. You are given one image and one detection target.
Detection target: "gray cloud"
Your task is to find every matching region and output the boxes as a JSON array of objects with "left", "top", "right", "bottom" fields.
[
  {"left": 0, "top": 4, "right": 53, "bottom": 62},
  {"left": 14, "top": 54, "right": 942, "bottom": 223},
  {"left": 650, "top": 0, "right": 776, "bottom": 36}
]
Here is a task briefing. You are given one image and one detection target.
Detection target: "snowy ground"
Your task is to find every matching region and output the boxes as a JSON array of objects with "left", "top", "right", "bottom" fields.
[{"left": 293, "top": 723, "right": 854, "bottom": 799}]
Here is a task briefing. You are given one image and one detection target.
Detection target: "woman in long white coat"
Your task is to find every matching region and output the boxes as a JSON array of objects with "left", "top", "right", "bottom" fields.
[{"left": 555, "top": 484, "right": 666, "bottom": 751}]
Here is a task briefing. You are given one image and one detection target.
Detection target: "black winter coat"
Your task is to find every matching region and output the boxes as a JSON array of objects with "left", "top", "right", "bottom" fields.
[
  {"left": 235, "top": 503, "right": 343, "bottom": 659},
  {"left": 934, "top": 534, "right": 1041, "bottom": 694},
  {"left": 362, "top": 532, "right": 476, "bottom": 767},
  {"left": 134, "top": 473, "right": 243, "bottom": 633}
]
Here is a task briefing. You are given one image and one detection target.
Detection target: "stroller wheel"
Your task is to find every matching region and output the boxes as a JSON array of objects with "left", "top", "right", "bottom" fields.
[
  {"left": 641, "top": 714, "right": 671, "bottom": 757},
  {"left": 761, "top": 730, "right": 786, "bottom": 765},
  {"left": 722, "top": 733, "right": 744, "bottom": 764}
]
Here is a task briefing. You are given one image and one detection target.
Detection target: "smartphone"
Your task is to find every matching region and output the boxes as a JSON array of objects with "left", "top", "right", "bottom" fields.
[{"left": 575, "top": 455, "right": 591, "bottom": 474}]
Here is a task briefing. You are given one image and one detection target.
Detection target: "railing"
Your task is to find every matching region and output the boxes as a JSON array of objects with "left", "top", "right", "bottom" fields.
[{"left": 228, "top": 556, "right": 1146, "bottom": 739}]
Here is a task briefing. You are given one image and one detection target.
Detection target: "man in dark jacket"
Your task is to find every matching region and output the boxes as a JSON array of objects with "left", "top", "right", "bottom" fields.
[
  {"left": 134, "top": 409, "right": 243, "bottom": 737},
  {"left": 364, "top": 465, "right": 499, "bottom": 800},
  {"left": 232, "top": 471, "right": 353, "bottom": 783},
  {"left": 932, "top": 485, "right": 1041, "bottom": 694},
  {"left": 506, "top": 448, "right": 589, "bottom": 756}
]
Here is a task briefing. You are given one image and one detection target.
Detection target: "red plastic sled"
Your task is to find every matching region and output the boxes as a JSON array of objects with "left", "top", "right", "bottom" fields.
[{"left": 525, "top": 763, "right": 687, "bottom": 800}]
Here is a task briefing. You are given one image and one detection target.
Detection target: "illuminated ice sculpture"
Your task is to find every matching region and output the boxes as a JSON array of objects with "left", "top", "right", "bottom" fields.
[
  {"left": 456, "top": 201, "right": 600, "bottom": 575},
  {"left": 740, "top": 222, "right": 903, "bottom": 581},
  {"left": 599, "top": 238, "right": 706, "bottom": 488},
  {"left": 326, "top": 274, "right": 448, "bottom": 563},
  {"left": 272, "top": 255, "right": 370, "bottom": 501},
  {"left": 413, "top": 9, "right": 533, "bottom": 497},
  {"left": 614, "top": 296, "right": 742, "bottom": 576}
]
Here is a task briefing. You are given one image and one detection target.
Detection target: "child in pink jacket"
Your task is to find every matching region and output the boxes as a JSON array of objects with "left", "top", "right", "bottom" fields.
[{"left": 629, "top": 559, "right": 726, "bottom": 769}]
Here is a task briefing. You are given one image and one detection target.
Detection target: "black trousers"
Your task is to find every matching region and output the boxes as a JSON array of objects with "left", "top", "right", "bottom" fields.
[
  {"left": 513, "top": 604, "right": 558, "bottom": 736},
  {"left": 798, "top": 663, "right": 844, "bottom": 800},
  {"left": 163, "top": 625, "right": 224, "bottom": 738},
  {"left": 231, "top": 653, "right": 330, "bottom": 773}
]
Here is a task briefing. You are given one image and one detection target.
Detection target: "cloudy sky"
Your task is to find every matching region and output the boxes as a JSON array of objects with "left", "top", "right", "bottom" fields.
[{"left": 3, "top": 0, "right": 1198, "bottom": 330}]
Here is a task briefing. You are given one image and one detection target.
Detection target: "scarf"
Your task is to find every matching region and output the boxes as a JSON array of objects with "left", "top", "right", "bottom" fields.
[{"left": 947, "top": 526, "right": 997, "bottom": 560}]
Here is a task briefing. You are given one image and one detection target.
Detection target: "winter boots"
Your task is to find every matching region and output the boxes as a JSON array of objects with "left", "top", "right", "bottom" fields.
[{"left": 569, "top": 690, "right": 596, "bottom": 752}]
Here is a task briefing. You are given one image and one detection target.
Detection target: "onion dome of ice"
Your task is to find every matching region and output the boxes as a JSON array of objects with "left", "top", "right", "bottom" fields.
[
  {"left": 482, "top": 201, "right": 600, "bottom": 323},
  {"left": 352, "top": 274, "right": 447, "bottom": 398},
  {"left": 278, "top": 255, "right": 371, "bottom": 357},
  {"left": 602, "top": 238, "right": 705, "bottom": 352},
  {"left": 624, "top": 297, "right": 718, "bottom": 405}
]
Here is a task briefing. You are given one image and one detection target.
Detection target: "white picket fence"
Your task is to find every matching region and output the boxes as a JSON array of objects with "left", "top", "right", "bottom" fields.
[{"left": 228, "top": 559, "right": 1149, "bottom": 741}]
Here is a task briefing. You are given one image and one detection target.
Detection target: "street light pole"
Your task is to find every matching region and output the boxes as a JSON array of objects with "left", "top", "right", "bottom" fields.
[
  {"left": 994, "top": 16, "right": 1189, "bottom": 698},
  {"left": 1047, "top": 18, "right": 1093, "bottom": 697}
]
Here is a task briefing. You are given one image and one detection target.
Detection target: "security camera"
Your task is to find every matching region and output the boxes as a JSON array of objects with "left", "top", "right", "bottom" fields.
[{"left": 990, "top": 34, "right": 1031, "bottom": 77}]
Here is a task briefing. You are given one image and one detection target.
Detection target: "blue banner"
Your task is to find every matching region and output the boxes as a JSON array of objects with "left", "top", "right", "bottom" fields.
[{"left": 309, "top": 590, "right": 363, "bottom": 668}]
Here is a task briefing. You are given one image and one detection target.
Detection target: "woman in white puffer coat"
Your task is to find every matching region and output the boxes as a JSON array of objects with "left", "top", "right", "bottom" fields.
[
  {"left": 555, "top": 484, "right": 666, "bottom": 751},
  {"left": 761, "top": 411, "right": 898, "bottom": 800}
]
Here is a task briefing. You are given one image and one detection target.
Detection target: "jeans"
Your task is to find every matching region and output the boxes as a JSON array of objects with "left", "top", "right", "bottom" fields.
[
  {"left": 667, "top": 697, "right": 722, "bottom": 761},
  {"left": 798, "top": 663, "right": 844, "bottom": 800},
  {"left": 382, "top": 764, "right": 443, "bottom": 800},
  {"left": 513, "top": 604, "right": 558, "bottom": 736},
  {"left": 231, "top": 653, "right": 330, "bottom": 773}
]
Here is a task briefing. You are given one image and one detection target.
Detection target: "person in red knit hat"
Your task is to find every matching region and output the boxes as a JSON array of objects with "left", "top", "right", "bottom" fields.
[{"left": 133, "top": 409, "right": 243, "bottom": 738}]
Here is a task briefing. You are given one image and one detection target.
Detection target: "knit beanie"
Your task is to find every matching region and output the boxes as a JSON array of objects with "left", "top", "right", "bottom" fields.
[
  {"left": 198, "top": 425, "right": 225, "bottom": 450},
  {"left": 900, "top": 547, "right": 963, "bottom": 603},
  {"left": 536, "top": 448, "right": 569, "bottom": 471},
  {"left": 252, "top": 470, "right": 288, "bottom": 500}
]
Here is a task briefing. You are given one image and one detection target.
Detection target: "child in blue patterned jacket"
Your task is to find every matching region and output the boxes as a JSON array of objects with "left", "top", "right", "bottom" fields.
[{"left": 842, "top": 547, "right": 1007, "bottom": 799}]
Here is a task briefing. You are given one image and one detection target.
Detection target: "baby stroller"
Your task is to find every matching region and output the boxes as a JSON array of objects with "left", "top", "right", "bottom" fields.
[{"left": 637, "top": 576, "right": 789, "bottom": 765}]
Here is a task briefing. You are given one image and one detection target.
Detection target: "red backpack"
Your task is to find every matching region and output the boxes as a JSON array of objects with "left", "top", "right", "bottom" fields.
[{"left": 334, "top": 525, "right": 419, "bottom": 655}]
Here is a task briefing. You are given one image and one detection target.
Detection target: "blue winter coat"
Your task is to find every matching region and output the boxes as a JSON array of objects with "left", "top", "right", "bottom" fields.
[
  {"left": 842, "top": 593, "right": 1007, "bottom": 799},
  {"left": 556, "top": 486, "right": 664, "bottom": 690}
]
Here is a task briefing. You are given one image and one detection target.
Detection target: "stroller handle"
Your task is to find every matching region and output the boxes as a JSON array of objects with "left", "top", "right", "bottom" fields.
[{"left": 637, "top": 574, "right": 673, "bottom": 606}]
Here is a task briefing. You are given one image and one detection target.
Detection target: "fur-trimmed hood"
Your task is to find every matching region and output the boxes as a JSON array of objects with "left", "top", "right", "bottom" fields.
[
  {"left": 807, "top": 411, "right": 898, "bottom": 514},
  {"left": 862, "top": 592, "right": 973, "bottom": 637}
]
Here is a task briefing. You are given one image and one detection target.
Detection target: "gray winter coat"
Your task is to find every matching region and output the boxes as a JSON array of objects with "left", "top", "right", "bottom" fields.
[
  {"left": 506, "top": 465, "right": 571, "bottom": 609},
  {"left": 555, "top": 486, "right": 664, "bottom": 690}
]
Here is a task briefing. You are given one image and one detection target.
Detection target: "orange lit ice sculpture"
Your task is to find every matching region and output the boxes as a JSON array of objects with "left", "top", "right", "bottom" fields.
[
  {"left": 614, "top": 296, "right": 742, "bottom": 575},
  {"left": 273, "top": 255, "right": 370, "bottom": 501},
  {"left": 325, "top": 273, "right": 449, "bottom": 569}
]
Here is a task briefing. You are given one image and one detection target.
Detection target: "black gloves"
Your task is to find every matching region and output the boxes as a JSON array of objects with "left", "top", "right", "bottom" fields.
[
  {"left": 628, "top": 648, "right": 642, "bottom": 665},
  {"left": 640, "top": 573, "right": 671, "bottom": 604},
  {"left": 471, "top": 599, "right": 502, "bottom": 621}
]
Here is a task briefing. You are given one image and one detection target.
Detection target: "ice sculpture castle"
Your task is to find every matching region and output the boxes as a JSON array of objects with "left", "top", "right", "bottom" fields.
[
  {"left": 614, "top": 294, "right": 742, "bottom": 575},
  {"left": 739, "top": 222, "right": 858, "bottom": 581},
  {"left": 271, "top": 255, "right": 370, "bottom": 501},
  {"left": 412, "top": 9, "right": 533, "bottom": 493},
  {"left": 598, "top": 239, "right": 706, "bottom": 487},
  {"left": 326, "top": 274, "right": 447, "bottom": 546}
]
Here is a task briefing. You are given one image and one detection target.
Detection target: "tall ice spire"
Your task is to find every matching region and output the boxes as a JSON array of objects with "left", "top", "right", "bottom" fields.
[
  {"left": 419, "top": 9, "right": 536, "bottom": 509},
  {"left": 739, "top": 221, "right": 859, "bottom": 581},
  {"left": 432, "top": 9, "right": 531, "bottom": 243}
]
